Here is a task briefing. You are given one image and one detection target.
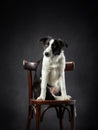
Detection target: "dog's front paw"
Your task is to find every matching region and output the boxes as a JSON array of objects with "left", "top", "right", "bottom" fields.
[
  {"left": 37, "top": 96, "right": 45, "bottom": 101},
  {"left": 64, "top": 95, "right": 72, "bottom": 100}
]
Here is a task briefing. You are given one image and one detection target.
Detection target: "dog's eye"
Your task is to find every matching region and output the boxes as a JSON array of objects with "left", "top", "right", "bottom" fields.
[
  {"left": 45, "top": 42, "right": 49, "bottom": 47},
  {"left": 43, "top": 42, "right": 49, "bottom": 49},
  {"left": 47, "top": 42, "right": 49, "bottom": 46}
]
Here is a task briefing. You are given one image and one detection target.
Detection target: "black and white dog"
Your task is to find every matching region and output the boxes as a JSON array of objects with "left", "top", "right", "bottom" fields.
[{"left": 37, "top": 36, "right": 71, "bottom": 100}]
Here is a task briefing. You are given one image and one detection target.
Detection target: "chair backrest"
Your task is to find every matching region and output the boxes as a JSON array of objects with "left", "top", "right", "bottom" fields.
[{"left": 23, "top": 59, "right": 75, "bottom": 103}]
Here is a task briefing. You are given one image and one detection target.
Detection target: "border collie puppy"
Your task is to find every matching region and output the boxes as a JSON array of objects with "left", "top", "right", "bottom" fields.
[{"left": 37, "top": 36, "right": 71, "bottom": 100}]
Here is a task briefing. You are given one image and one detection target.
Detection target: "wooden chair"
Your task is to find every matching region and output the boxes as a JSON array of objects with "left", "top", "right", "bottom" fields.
[{"left": 23, "top": 59, "right": 76, "bottom": 130}]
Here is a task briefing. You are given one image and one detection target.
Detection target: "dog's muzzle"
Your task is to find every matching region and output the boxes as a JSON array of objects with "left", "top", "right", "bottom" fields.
[{"left": 45, "top": 52, "right": 50, "bottom": 57}]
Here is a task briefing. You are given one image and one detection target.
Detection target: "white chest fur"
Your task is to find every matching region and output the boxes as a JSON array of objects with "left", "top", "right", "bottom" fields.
[{"left": 42, "top": 51, "right": 65, "bottom": 87}]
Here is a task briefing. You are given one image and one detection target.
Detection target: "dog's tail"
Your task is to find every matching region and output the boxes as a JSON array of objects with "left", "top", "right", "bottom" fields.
[
  {"left": 48, "top": 87, "right": 71, "bottom": 100},
  {"left": 50, "top": 92, "right": 65, "bottom": 100},
  {"left": 48, "top": 87, "right": 64, "bottom": 100},
  {"left": 50, "top": 89, "right": 71, "bottom": 100}
]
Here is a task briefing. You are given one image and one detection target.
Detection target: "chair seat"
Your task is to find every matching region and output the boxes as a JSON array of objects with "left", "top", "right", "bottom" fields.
[{"left": 30, "top": 99, "right": 76, "bottom": 105}]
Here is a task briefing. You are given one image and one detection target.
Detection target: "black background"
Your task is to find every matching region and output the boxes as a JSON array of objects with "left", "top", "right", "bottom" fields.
[{"left": 0, "top": 1, "right": 97, "bottom": 130}]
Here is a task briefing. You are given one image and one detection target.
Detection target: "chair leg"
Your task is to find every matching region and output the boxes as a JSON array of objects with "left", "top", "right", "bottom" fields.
[
  {"left": 70, "top": 104, "right": 75, "bottom": 130},
  {"left": 58, "top": 106, "right": 63, "bottom": 130},
  {"left": 26, "top": 110, "right": 32, "bottom": 130},
  {"left": 35, "top": 105, "right": 41, "bottom": 130},
  {"left": 59, "top": 118, "right": 63, "bottom": 130}
]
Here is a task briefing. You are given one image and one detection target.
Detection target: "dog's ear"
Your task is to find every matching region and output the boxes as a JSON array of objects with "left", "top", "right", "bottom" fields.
[
  {"left": 40, "top": 37, "right": 48, "bottom": 45},
  {"left": 58, "top": 39, "right": 68, "bottom": 48},
  {"left": 40, "top": 36, "right": 52, "bottom": 45}
]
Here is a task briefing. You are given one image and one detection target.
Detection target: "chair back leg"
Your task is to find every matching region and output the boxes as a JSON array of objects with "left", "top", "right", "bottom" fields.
[
  {"left": 70, "top": 104, "right": 75, "bottom": 130},
  {"left": 59, "top": 118, "right": 63, "bottom": 130}
]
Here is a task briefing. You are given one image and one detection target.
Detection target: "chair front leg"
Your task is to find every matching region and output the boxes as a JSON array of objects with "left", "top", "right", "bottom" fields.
[
  {"left": 35, "top": 105, "right": 41, "bottom": 130},
  {"left": 26, "top": 105, "right": 32, "bottom": 130}
]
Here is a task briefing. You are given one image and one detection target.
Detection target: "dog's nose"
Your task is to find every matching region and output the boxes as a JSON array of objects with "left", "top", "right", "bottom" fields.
[{"left": 45, "top": 52, "right": 50, "bottom": 57}]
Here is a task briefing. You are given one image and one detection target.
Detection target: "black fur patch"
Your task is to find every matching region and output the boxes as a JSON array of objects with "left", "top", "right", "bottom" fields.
[{"left": 52, "top": 40, "right": 63, "bottom": 55}]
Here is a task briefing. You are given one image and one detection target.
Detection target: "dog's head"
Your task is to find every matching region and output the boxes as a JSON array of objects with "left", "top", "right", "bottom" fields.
[{"left": 40, "top": 36, "right": 68, "bottom": 57}]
